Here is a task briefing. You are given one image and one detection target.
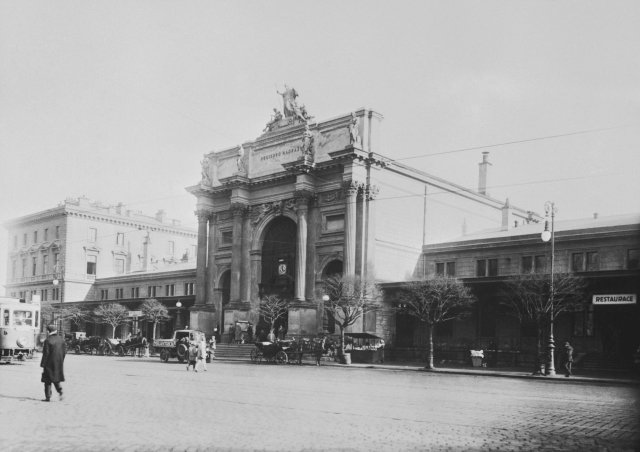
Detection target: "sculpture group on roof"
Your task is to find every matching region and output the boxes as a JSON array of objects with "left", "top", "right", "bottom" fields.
[{"left": 264, "top": 85, "right": 313, "bottom": 133}]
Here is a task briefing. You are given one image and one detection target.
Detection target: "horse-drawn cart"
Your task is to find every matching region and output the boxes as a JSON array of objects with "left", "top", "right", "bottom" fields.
[
  {"left": 115, "top": 336, "right": 148, "bottom": 357},
  {"left": 250, "top": 337, "right": 335, "bottom": 365}
]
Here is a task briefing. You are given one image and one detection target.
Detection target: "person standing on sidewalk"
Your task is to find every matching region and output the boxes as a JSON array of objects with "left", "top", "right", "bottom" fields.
[
  {"left": 197, "top": 337, "right": 207, "bottom": 372},
  {"left": 40, "top": 324, "right": 66, "bottom": 402},
  {"left": 564, "top": 342, "right": 574, "bottom": 377}
]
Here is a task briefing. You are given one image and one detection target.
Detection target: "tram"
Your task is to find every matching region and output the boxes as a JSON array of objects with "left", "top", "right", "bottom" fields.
[{"left": 0, "top": 296, "right": 41, "bottom": 363}]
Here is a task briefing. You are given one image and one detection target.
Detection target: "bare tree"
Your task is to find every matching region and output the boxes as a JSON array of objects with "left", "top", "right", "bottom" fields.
[
  {"left": 140, "top": 298, "right": 169, "bottom": 340},
  {"left": 59, "top": 305, "right": 91, "bottom": 332},
  {"left": 94, "top": 303, "right": 129, "bottom": 339},
  {"left": 322, "top": 274, "right": 381, "bottom": 359},
  {"left": 258, "top": 295, "right": 289, "bottom": 337},
  {"left": 501, "top": 272, "right": 587, "bottom": 374},
  {"left": 396, "top": 276, "right": 476, "bottom": 370}
]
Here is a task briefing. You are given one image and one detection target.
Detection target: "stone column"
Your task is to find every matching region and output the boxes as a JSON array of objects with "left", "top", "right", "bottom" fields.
[
  {"left": 230, "top": 205, "right": 245, "bottom": 302},
  {"left": 294, "top": 196, "right": 309, "bottom": 301},
  {"left": 364, "top": 184, "right": 379, "bottom": 279},
  {"left": 305, "top": 198, "right": 318, "bottom": 301},
  {"left": 343, "top": 181, "right": 359, "bottom": 277},
  {"left": 240, "top": 208, "right": 252, "bottom": 304},
  {"left": 206, "top": 214, "right": 218, "bottom": 306},
  {"left": 195, "top": 210, "right": 210, "bottom": 306}
]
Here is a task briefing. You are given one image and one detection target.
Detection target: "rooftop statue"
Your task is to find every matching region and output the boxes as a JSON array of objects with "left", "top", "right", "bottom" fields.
[
  {"left": 236, "top": 144, "right": 247, "bottom": 174},
  {"left": 277, "top": 85, "right": 312, "bottom": 122},
  {"left": 349, "top": 112, "right": 362, "bottom": 147},
  {"left": 200, "top": 157, "right": 211, "bottom": 185}
]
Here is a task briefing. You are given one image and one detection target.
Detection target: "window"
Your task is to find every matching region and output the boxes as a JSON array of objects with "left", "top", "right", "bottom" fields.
[
  {"left": 573, "top": 304, "right": 595, "bottom": 337},
  {"left": 325, "top": 214, "right": 345, "bottom": 232},
  {"left": 131, "top": 287, "right": 140, "bottom": 298},
  {"left": 115, "top": 258, "right": 125, "bottom": 274},
  {"left": 487, "top": 258, "right": 498, "bottom": 276},
  {"left": 86, "top": 255, "right": 97, "bottom": 275},
  {"left": 446, "top": 262, "right": 456, "bottom": 277},
  {"left": 100, "top": 289, "right": 109, "bottom": 300},
  {"left": 44, "top": 228, "right": 48, "bottom": 241},
  {"left": 88, "top": 228, "right": 97, "bottom": 242},
  {"left": 221, "top": 231, "right": 233, "bottom": 245},
  {"left": 571, "top": 253, "right": 584, "bottom": 272},
  {"left": 534, "top": 255, "right": 546, "bottom": 273},
  {"left": 33, "top": 230, "right": 38, "bottom": 243},
  {"left": 41, "top": 289, "right": 48, "bottom": 301},
  {"left": 32, "top": 257, "right": 37, "bottom": 276},
  {"left": 586, "top": 252, "right": 599, "bottom": 271},
  {"left": 13, "top": 310, "right": 33, "bottom": 326},
  {"left": 521, "top": 255, "right": 547, "bottom": 274},
  {"left": 148, "top": 285, "right": 157, "bottom": 297},
  {"left": 165, "top": 284, "right": 175, "bottom": 296},
  {"left": 116, "top": 232, "right": 124, "bottom": 246},
  {"left": 167, "top": 241, "right": 175, "bottom": 256},
  {"left": 628, "top": 249, "right": 639, "bottom": 269},
  {"left": 184, "top": 282, "right": 195, "bottom": 295},
  {"left": 476, "top": 259, "right": 499, "bottom": 277},
  {"left": 115, "top": 288, "right": 124, "bottom": 299},
  {"left": 42, "top": 255, "right": 48, "bottom": 274},
  {"left": 436, "top": 261, "right": 455, "bottom": 276},
  {"left": 55, "top": 226, "right": 60, "bottom": 239},
  {"left": 52, "top": 288, "right": 59, "bottom": 301},
  {"left": 54, "top": 253, "right": 59, "bottom": 269}
]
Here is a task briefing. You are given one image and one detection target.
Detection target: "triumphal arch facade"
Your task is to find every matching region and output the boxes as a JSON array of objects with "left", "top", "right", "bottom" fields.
[{"left": 186, "top": 88, "right": 532, "bottom": 338}]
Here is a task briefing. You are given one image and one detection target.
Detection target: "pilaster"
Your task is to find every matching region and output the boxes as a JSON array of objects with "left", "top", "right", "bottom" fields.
[
  {"left": 195, "top": 209, "right": 211, "bottom": 306},
  {"left": 206, "top": 214, "right": 218, "bottom": 306},
  {"left": 230, "top": 204, "right": 246, "bottom": 303}
]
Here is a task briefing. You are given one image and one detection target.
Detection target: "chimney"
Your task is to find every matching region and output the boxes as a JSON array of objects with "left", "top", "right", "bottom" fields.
[
  {"left": 142, "top": 231, "right": 152, "bottom": 272},
  {"left": 155, "top": 209, "right": 166, "bottom": 223},
  {"left": 501, "top": 198, "right": 512, "bottom": 231},
  {"left": 478, "top": 152, "right": 491, "bottom": 195}
]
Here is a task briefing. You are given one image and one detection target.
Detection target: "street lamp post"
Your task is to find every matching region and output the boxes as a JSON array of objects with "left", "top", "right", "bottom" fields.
[
  {"left": 540, "top": 201, "right": 557, "bottom": 376},
  {"left": 53, "top": 263, "right": 63, "bottom": 334},
  {"left": 175, "top": 301, "right": 183, "bottom": 330}
]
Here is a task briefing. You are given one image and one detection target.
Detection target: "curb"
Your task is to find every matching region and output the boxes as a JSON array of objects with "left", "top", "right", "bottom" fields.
[{"left": 210, "top": 357, "right": 640, "bottom": 386}]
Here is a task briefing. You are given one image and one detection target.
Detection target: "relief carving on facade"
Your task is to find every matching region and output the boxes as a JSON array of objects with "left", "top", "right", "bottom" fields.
[
  {"left": 319, "top": 189, "right": 344, "bottom": 205},
  {"left": 250, "top": 198, "right": 296, "bottom": 225}
]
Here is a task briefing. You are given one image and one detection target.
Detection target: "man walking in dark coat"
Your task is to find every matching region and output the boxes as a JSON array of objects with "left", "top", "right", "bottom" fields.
[{"left": 40, "top": 324, "right": 66, "bottom": 402}]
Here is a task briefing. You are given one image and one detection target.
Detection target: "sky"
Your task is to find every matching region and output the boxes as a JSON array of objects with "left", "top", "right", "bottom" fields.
[{"left": 1, "top": 1, "right": 639, "bottom": 289}]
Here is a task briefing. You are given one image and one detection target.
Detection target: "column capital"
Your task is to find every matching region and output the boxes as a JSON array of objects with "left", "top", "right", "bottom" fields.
[
  {"left": 343, "top": 180, "right": 365, "bottom": 197},
  {"left": 195, "top": 209, "right": 212, "bottom": 223},
  {"left": 294, "top": 190, "right": 315, "bottom": 212},
  {"left": 230, "top": 203, "right": 249, "bottom": 218},
  {"left": 365, "top": 184, "right": 379, "bottom": 200}
]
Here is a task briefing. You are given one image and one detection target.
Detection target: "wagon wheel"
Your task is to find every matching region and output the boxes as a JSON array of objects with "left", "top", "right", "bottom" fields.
[
  {"left": 116, "top": 345, "right": 125, "bottom": 356},
  {"left": 90, "top": 347, "right": 98, "bottom": 355},
  {"left": 275, "top": 350, "right": 288, "bottom": 364},
  {"left": 74, "top": 345, "right": 81, "bottom": 354},
  {"left": 160, "top": 349, "right": 169, "bottom": 362},
  {"left": 176, "top": 343, "right": 188, "bottom": 363},
  {"left": 250, "top": 347, "right": 261, "bottom": 363},
  {"left": 104, "top": 344, "right": 113, "bottom": 356}
]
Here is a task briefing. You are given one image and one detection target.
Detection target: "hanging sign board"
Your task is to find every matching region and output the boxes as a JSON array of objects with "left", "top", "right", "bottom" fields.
[
  {"left": 592, "top": 294, "right": 636, "bottom": 305},
  {"left": 128, "top": 310, "right": 143, "bottom": 317}
]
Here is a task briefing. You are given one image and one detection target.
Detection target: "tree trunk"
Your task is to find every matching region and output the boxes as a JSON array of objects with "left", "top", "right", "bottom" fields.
[
  {"left": 533, "top": 321, "right": 543, "bottom": 375},
  {"left": 425, "top": 323, "right": 435, "bottom": 370},
  {"left": 152, "top": 321, "right": 157, "bottom": 340},
  {"left": 339, "top": 326, "right": 346, "bottom": 357}
]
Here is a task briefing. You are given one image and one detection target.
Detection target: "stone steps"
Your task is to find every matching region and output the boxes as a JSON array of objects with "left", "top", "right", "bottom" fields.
[{"left": 213, "top": 344, "right": 254, "bottom": 360}]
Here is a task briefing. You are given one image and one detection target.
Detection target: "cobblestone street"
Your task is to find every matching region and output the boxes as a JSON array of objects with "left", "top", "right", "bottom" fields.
[{"left": 1, "top": 355, "right": 638, "bottom": 451}]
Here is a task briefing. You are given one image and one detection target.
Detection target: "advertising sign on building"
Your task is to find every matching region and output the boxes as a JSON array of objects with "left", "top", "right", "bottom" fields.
[
  {"left": 592, "top": 294, "right": 637, "bottom": 305},
  {"left": 128, "top": 310, "right": 143, "bottom": 317}
]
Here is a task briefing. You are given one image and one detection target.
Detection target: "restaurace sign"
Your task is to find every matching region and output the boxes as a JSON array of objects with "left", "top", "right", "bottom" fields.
[{"left": 592, "top": 294, "right": 637, "bottom": 305}]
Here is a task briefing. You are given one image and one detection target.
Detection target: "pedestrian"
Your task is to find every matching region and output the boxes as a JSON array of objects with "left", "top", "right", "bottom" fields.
[
  {"left": 197, "top": 337, "right": 207, "bottom": 372},
  {"left": 213, "top": 327, "right": 221, "bottom": 344},
  {"left": 564, "top": 342, "right": 574, "bottom": 377},
  {"left": 208, "top": 334, "right": 217, "bottom": 359},
  {"left": 228, "top": 324, "right": 235, "bottom": 344},
  {"left": 186, "top": 341, "right": 198, "bottom": 372},
  {"left": 40, "top": 324, "right": 66, "bottom": 402}
]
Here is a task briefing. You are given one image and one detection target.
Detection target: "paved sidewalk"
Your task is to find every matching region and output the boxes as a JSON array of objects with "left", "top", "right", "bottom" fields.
[{"left": 213, "top": 355, "right": 640, "bottom": 386}]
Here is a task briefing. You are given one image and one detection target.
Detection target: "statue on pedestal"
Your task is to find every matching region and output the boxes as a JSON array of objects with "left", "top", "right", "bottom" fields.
[
  {"left": 236, "top": 145, "right": 247, "bottom": 174},
  {"left": 349, "top": 112, "right": 362, "bottom": 147},
  {"left": 200, "top": 157, "right": 211, "bottom": 185},
  {"left": 277, "top": 85, "right": 312, "bottom": 122}
]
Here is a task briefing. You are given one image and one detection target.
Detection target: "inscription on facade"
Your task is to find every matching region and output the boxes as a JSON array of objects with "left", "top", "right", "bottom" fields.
[{"left": 260, "top": 145, "right": 303, "bottom": 161}]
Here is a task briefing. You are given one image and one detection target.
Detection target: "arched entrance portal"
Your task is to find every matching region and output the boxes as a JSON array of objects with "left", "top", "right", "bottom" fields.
[
  {"left": 260, "top": 216, "right": 297, "bottom": 299},
  {"left": 259, "top": 216, "right": 297, "bottom": 338}
]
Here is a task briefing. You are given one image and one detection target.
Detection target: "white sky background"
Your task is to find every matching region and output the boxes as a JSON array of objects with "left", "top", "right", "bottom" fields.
[{"left": 1, "top": 1, "right": 639, "bottom": 289}]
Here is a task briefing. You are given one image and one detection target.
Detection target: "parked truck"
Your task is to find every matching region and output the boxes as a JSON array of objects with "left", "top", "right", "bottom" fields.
[{"left": 153, "top": 329, "right": 205, "bottom": 363}]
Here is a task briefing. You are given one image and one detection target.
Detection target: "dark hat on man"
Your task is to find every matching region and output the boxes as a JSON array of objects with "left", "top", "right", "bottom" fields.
[{"left": 47, "top": 325, "right": 57, "bottom": 333}]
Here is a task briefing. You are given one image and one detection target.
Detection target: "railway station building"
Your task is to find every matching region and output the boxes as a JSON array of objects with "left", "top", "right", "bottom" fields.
[{"left": 186, "top": 90, "right": 537, "bottom": 340}]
